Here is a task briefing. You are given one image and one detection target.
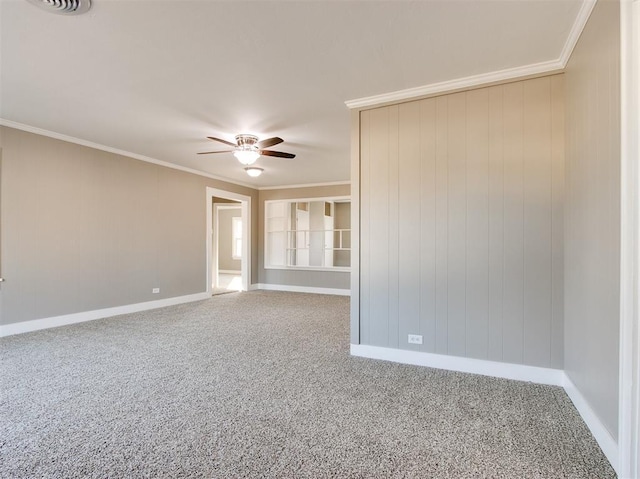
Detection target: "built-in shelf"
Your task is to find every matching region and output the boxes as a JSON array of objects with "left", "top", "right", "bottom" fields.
[{"left": 265, "top": 198, "right": 351, "bottom": 271}]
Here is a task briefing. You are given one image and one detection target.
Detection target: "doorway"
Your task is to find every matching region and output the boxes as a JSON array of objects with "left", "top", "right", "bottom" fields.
[
  {"left": 213, "top": 202, "right": 242, "bottom": 294},
  {"left": 205, "top": 187, "right": 251, "bottom": 295}
]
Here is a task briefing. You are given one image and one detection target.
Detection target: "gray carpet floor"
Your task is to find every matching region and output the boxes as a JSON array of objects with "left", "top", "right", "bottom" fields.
[{"left": 0, "top": 291, "right": 616, "bottom": 478}]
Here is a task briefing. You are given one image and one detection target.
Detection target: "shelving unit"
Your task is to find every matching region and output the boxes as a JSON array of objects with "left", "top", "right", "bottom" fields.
[{"left": 265, "top": 199, "right": 351, "bottom": 270}]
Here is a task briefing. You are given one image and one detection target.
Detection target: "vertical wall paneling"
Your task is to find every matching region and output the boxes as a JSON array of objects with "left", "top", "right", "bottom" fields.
[
  {"left": 501, "top": 81, "right": 525, "bottom": 364},
  {"left": 388, "top": 106, "right": 400, "bottom": 348},
  {"left": 447, "top": 92, "right": 468, "bottom": 357},
  {"left": 487, "top": 85, "right": 505, "bottom": 362},
  {"left": 358, "top": 74, "right": 564, "bottom": 368},
  {"left": 368, "top": 107, "right": 391, "bottom": 347},
  {"left": 419, "top": 99, "right": 437, "bottom": 352},
  {"left": 465, "top": 88, "right": 490, "bottom": 359},
  {"left": 434, "top": 96, "right": 450, "bottom": 354},
  {"left": 564, "top": 0, "right": 620, "bottom": 438},
  {"left": 398, "top": 102, "right": 422, "bottom": 350},
  {"left": 522, "top": 77, "right": 553, "bottom": 367},
  {"left": 550, "top": 76, "right": 565, "bottom": 368},
  {"left": 350, "top": 110, "right": 361, "bottom": 344},
  {"left": 359, "top": 110, "right": 371, "bottom": 344}
]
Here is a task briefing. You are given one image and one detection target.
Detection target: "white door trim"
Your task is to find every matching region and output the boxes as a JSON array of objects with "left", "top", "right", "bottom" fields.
[
  {"left": 619, "top": 1, "right": 640, "bottom": 477},
  {"left": 206, "top": 187, "right": 251, "bottom": 293}
]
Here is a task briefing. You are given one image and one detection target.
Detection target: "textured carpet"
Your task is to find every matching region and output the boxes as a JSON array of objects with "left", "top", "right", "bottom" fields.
[{"left": 0, "top": 291, "right": 615, "bottom": 478}]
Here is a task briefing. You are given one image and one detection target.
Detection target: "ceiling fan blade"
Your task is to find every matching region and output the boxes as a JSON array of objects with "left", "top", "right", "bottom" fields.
[
  {"left": 256, "top": 137, "right": 283, "bottom": 149},
  {"left": 197, "top": 150, "right": 233, "bottom": 155},
  {"left": 206, "top": 136, "right": 238, "bottom": 147},
  {"left": 260, "top": 150, "right": 296, "bottom": 159}
]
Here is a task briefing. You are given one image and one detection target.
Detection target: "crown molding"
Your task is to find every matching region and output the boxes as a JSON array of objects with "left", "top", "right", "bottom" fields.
[
  {"left": 258, "top": 180, "right": 351, "bottom": 191},
  {"left": 345, "top": 0, "right": 596, "bottom": 110},
  {"left": 558, "top": 0, "right": 597, "bottom": 67},
  {"left": 344, "top": 59, "right": 564, "bottom": 110},
  {"left": 0, "top": 119, "right": 257, "bottom": 189},
  {"left": 0, "top": 119, "right": 351, "bottom": 191}
]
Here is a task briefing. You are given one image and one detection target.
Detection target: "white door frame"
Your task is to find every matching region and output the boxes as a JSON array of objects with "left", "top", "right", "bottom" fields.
[
  {"left": 206, "top": 187, "right": 251, "bottom": 293},
  {"left": 619, "top": 1, "right": 639, "bottom": 477}
]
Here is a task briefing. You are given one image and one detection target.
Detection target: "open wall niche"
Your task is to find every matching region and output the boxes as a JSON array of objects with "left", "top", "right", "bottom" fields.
[{"left": 265, "top": 197, "right": 351, "bottom": 271}]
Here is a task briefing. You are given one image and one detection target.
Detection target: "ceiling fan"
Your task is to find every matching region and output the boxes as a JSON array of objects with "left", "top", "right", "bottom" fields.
[{"left": 198, "top": 134, "right": 296, "bottom": 168}]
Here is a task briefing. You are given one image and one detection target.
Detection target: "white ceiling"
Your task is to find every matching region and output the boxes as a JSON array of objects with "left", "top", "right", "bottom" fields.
[{"left": 0, "top": 0, "right": 583, "bottom": 188}]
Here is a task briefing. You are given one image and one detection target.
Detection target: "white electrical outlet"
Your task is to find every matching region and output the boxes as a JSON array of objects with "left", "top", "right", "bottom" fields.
[
  {"left": 408, "top": 334, "right": 423, "bottom": 345},
  {"left": 152, "top": 288, "right": 160, "bottom": 294}
]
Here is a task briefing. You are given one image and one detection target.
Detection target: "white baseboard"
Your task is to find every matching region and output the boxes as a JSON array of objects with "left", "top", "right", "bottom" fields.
[
  {"left": 0, "top": 292, "right": 210, "bottom": 337},
  {"left": 350, "top": 343, "right": 620, "bottom": 475},
  {"left": 562, "top": 374, "right": 619, "bottom": 473},
  {"left": 255, "top": 283, "right": 350, "bottom": 296},
  {"left": 218, "top": 270, "right": 241, "bottom": 275},
  {"left": 350, "top": 344, "right": 564, "bottom": 385}
]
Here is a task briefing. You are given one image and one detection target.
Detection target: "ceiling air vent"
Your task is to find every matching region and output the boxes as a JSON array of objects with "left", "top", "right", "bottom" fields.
[{"left": 25, "top": 0, "right": 91, "bottom": 15}]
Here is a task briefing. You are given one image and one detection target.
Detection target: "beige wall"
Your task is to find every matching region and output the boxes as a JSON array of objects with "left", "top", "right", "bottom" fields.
[
  {"left": 0, "top": 126, "right": 258, "bottom": 325},
  {"left": 564, "top": 0, "right": 621, "bottom": 438},
  {"left": 357, "top": 74, "right": 565, "bottom": 368},
  {"left": 259, "top": 184, "right": 350, "bottom": 289}
]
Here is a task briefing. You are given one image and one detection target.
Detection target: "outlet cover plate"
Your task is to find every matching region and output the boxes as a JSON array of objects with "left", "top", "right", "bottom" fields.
[
  {"left": 152, "top": 288, "right": 160, "bottom": 294},
  {"left": 408, "top": 334, "right": 423, "bottom": 345}
]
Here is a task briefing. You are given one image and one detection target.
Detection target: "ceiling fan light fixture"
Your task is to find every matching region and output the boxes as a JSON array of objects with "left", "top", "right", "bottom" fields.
[
  {"left": 26, "top": 0, "right": 91, "bottom": 15},
  {"left": 233, "top": 149, "right": 260, "bottom": 165},
  {"left": 244, "top": 167, "right": 264, "bottom": 177}
]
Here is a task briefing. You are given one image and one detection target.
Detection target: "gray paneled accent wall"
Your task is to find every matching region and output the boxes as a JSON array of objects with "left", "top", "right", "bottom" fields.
[
  {"left": 358, "top": 74, "right": 565, "bottom": 368},
  {"left": 564, "top": 0, "right": 620, "bottom": 439},
  {"left": 0, "top": 127, "right": 259, "bottom": 325},
  {"left": 259, "top": 185, "right": 350, "bottom": 290}
]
